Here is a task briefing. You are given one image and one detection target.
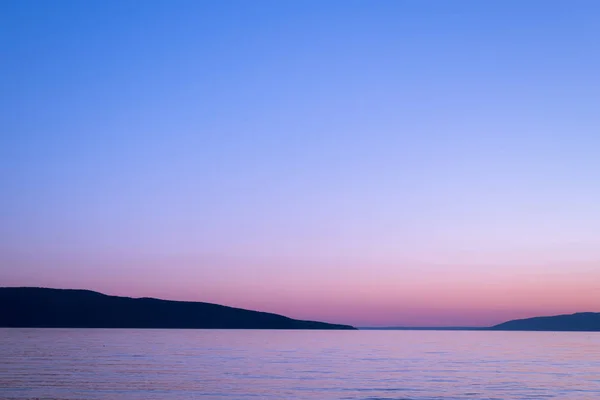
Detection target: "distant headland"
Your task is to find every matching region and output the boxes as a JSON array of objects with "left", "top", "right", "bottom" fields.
[
  {"left": 490, "top": 312, "right": 600, "bottom": 332},
  {"left": 362, "top": 312, "right": 600, "bottom": 332},
  {"left": 0, "top": 287, "right": 356, "bottom": 330}
]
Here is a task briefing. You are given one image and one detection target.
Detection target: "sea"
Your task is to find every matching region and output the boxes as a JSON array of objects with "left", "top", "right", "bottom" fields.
[{"left": 1, "top": 328, "right": 599, "bottom": 400}]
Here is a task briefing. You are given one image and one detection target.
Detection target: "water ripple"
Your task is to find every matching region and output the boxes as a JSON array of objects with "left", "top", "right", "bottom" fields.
[{"left": 1, "top": 329, "right": 599, "bottom": 399}]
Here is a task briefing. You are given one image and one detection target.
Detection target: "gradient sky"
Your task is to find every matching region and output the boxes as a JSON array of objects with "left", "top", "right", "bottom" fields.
[{"left": 1, "top": 0, "right": 599, "bottom": 327}]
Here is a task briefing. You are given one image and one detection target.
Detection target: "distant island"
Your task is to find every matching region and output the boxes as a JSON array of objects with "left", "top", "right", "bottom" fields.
[
  {"left": 0, "top": 287, "right": 356, "bottom": 330},
  {"left": 363, "top": 312, "right": 600, "bottom": 332},
  {"left": 490, "top": 312, "right": 600, "bottom": 332}
]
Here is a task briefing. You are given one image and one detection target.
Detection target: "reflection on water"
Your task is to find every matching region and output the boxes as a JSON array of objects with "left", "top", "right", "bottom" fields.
[{"left": 1, "top": 329, "right": 599, "bottom": 399}]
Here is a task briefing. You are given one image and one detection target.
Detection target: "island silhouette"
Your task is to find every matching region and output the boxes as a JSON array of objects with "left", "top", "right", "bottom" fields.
[
  {"left": 365, "top": 313, "right": 600, "bottom": 332},
  {"left": 0, "top": 287, "right": 355, "bottom": 330},
  {"left": 2, "top": 287, "right": 599, "bottom": 331},
  {"left": 490, "top": 312, "right": 600, "bottom": 332}
]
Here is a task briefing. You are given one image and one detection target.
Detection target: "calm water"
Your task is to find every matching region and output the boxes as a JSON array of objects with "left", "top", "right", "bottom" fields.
[{"left": 1, "top": 329, "right": 599, "bottom": 400}]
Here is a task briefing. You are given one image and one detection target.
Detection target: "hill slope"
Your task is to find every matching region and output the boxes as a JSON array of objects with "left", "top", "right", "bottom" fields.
[
  {"left": 0, "top": 287, "right": 356, "bottom": 330},
  {"left": 491, "top": 312, "right": 600, "bottom": 332}
]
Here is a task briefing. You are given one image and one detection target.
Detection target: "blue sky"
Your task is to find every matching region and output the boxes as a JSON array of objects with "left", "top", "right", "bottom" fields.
[{"left": 1, "top": 1, "right": 599, "bottom": 326}]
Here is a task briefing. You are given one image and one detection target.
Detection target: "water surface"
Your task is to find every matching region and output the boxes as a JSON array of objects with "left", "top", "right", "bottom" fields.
[{"left": 1, "top": 329, "right": 599, "bottom": 399}]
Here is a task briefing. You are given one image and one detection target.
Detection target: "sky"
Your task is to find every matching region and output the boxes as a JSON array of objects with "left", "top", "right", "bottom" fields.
[{"left": 1, "top": 0, "right": 599, "bottom": 327}]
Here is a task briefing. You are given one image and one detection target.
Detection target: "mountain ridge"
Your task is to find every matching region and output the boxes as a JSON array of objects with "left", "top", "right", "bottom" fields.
[{"left": 0, "top": 287, "right": 356, "bottom": 330}]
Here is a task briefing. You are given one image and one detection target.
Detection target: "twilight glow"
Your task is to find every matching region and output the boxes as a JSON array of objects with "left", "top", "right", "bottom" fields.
[{"left": 1, "top": 1, "right": 599, "bottom": 327}]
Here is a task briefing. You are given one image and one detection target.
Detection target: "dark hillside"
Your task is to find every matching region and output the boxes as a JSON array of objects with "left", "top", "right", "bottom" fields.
[
  {"left": 491, "top": 312, "right": 600, "bottom": 332},
  {"left": 0, "top": 287, "right": 356, "bottom": 330}
]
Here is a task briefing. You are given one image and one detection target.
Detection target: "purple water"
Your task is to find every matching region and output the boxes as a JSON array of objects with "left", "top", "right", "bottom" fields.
[{"left": 1, "top": 329, "right": 599, "bottom": 399}]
